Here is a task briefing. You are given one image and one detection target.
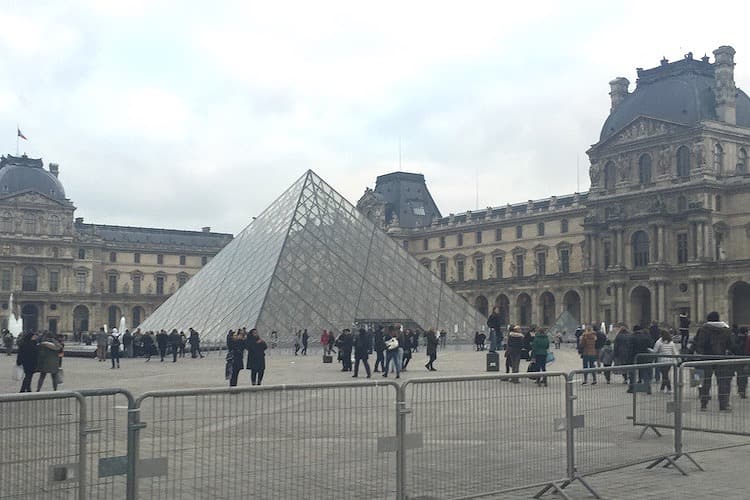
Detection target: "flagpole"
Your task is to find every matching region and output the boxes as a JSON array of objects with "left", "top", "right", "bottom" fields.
[{"left": 16, "top": 125, "right": 19, "bottom": 155}]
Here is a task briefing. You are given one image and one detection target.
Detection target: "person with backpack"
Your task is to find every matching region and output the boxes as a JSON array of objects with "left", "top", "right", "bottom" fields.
[
  {"left": 598, "top": 339, "right": 615, "bottom": 384},
  {"left": 531, "top": 329, "right": 550, "bottom": 387},
  {"left": 579, "top": 327, "right": 598, "bottom": 385},
  {"left": 109, "top": 328, "right": 121, "bottom": 369},
  {"left": 730, "top": 326, "right": 750, "bottom": 399},
  {"left": 650, "top": 329, "right": 678, "bottom": 393},
  {"left": 693, "top": 311, "right": 733, "bottom": 411}
]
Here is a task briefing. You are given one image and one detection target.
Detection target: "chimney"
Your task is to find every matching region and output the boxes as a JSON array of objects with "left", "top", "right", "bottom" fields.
[
  {"left": 201, "top": 226, "right": 211, "bottom": 233},
  {"left": 49, "top": 163, "right": 59, "bottom": 178},
  {"left": 75, "top": 217, "right": 83, "bottom": 224},
  {"left": 713, "top": 45, "right": 737, "bottom": 125},
  {"left": 609, "top": 77, "right": 630, "bottom": 113}
]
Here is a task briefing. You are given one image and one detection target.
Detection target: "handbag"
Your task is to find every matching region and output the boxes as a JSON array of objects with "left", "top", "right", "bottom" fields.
[{"left": 546, "top": 352, "right": 555, "bottom": 364}]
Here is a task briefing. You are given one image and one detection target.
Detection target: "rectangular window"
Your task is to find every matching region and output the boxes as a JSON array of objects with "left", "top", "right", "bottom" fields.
[
  {"left": 439, "top": 262, "right": 447, "bottom": 281},
  {"left": 537, "top": 223, "right": 545, "bottom": 236},
  {"left": 157, "top": 254, "right": 164, "bottom": 265},
  {"left": 109, "top": 251, "right": 116, "bottom": 263},
  {"left": 516, "top": 225, "right": 523, "bottom": 239},
  {"left": 439, "top": 236, "right": 446, "bottom": 249},
  {"left": 178, "top": 274, "right": 188, "bottom": 287},
  {"left": 475, "top": 231, "right": 482, "bottom": 244},
  {"left": 516, "top": 254, "right": 524, "bottom": 277},
  {"left": 476, "top": 258, "right": 483, "bottom": 280},
  {"left": 78, "top": 248, "right": 86, "bottom": 259},
  {"left": 423, "top": 238, "right": 428, "bottom": 251},
  {"left": 457, "top": 233, "right": 463, "bottom": 247},
  {"left": 561, "top": 219, "right": 569, "bottom": 233},
  {"left": 156, "top": 276, "right": 165, "bottom": 295},
  {"left": 49, "top": 271, "right": 59, "bottom": 292},
  {"left": 133, "top": 275, "right": 141, "bottom": 295},
  {"left": 201, "top": 256, "right": 208, "bottom": 266},
  {"left": 457, "top": 260, "right": 465, "bottom": 282},
  {"left": 134, "top": 253, "right": 141, "bottom": 264},
  {"left": 1, "top": 269, "right": 11, "bottom": 290},
  {"left": 537, "top": 252, "right": 546, "bottom": 276},
  {"left": 179, "top": 255, "right": 186, "bottom": 265},
  {"left": 677, "top": 233, "right": 688, "bottom": 264},
  {"left": 495, "top": 227, "right": 502, "bottom": 241},
  {"left": 560, "top": 249, "right": 570, "bottom": 274},
  {"left": 402, "top": 240, "right": 409, "bottom": 251},
  {"left": 108, "top": 275, "right": 117, "bottom": 294},
  {"left": 76, "top": 273, "right": 86, "bottom": 293},
  {"left": 495, "top": 257, "right": 503, "bottom": 278},
  {"left": 603, "top": 241, "right": 611, "bottom": 268}
]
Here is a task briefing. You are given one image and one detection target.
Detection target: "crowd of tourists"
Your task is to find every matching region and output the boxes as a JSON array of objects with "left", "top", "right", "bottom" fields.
[{"left": 90, "top": 327, "right": 205, "bottom": 365}]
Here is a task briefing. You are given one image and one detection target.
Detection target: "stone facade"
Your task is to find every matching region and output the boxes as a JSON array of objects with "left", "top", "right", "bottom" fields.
[
  {"left": 363, "top": 46, "right": 750, "bottom": 330},
  {"left": 0, "top": 154, "right": 232, "bottom": 334}
]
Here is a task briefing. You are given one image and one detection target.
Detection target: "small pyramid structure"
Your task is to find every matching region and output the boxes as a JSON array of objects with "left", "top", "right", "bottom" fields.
[
  {"left": 547, "top": 310, "right": 580, "bottom": 343},
  {"left": 139, "top": 171, "right": 486, "bottom": 343}
]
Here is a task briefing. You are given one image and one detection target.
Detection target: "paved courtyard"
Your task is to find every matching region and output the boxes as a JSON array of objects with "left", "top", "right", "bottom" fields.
[{"left": 1, "top": 343, "right": 749, "bottom": 499}]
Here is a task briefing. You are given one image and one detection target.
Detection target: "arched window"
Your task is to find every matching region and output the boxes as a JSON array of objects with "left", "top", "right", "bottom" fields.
[
  {"left": 738, "top": 148, "right": 748, "bottom": 173},
  {"left": 22, "top": 267, "right": 38, "bottom": 291},
  {"left": 677, "top": 196, "right": 687, "bottom": 212},
  {"left": 676, "top": 146, "right": 690, "bottom": 178},
  {"left": 632, "top": 231, "right": 650, "bottom": 268},
  {"left": 604, "top": 161, "right": 616, "bottom": 190},
  {"left": 713, "top": 142, "right": 724, "bottom": 173},
  {"left": 638, "top": 154, "right": 652, "bottom": 184}
]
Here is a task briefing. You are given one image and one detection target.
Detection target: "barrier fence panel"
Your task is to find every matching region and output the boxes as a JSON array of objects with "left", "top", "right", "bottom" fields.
[
  {"left": 402, "top": 372, "right": 568, "bottom": 499},
  {"left": 678, "top": 359, "right": 750, "bottom": 457},
  {"left": 78, "top": 389, "right": 135, "bottom": 500},
  {"left": 133, "top": 381, "right": 399, "bottom": 500},
  {"left": 570, "top": 363, "right": 677, "bottom": 476},
  {"left": 0, "top": 391, "right": 87, "bottom": 500}
]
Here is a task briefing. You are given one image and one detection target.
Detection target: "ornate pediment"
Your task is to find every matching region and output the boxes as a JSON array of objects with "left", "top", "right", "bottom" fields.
[
  {"left": 0, "top": 190, "right": 72, "bottom": 210},
  {"left": 604, "top": 116, "right": 688, "bottom": 146}
]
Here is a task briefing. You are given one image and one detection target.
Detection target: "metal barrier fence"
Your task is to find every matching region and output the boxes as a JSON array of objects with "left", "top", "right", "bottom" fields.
[
  {"left": 132, "top": 381, "right": 400, "bottom": 500},
  {"left": 0, "top": 391, "right": 87, "bottom": 500},
  {"left": 402, "top": 372, "right": 568, "bottom": 499}
]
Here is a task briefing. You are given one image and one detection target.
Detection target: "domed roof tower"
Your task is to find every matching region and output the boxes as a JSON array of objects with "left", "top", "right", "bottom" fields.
[{"left": 0, "top": 154, "right": 67, "bottom": 200}]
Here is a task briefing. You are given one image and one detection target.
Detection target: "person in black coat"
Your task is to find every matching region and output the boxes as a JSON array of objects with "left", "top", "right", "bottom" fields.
[
  {"left": 245, "top": 329, "right": 267, "bottom": 385},
  {"left": 168, "top": 329, "right": 181, "bottom": 362},
  {"left": 487, "top": 307, "right": 504, "bottom": 352},
  {"left": 425, "top": 329, "right": 438, "bottom": 371},
  {"left": 336, "top": 329, "right": 354, "bottom": 372},
  {"left": 628, "top": 326, "right": 654, "bottom": 394},
  {"left": 188, "top": 328, "right": 204, "bottom": 358},
  {"left": 156, "top": 330, "right": 169, "bottom": 362},
  {"left": 142, "top": 332, "right": 155, "bottom": 361},
  {"left": 353, "top": 328, "right": 371, "bottom": 378},
  {"left": 16, "top": 332, "right": 39, "bottom": 393},
  {"left": 227, "top": 330, "right": 246, "bottom": 387},
  {"left": 373, "top": 327, "right": 386, "bottom": 372}
]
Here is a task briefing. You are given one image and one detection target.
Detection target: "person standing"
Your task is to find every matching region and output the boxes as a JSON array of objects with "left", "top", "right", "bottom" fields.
[
  {"left": 179, "top": 331, "right": 187, "bottom": 358},
  {"left": 613, "top": 324, "right": 634, "bottom": 385},
  {"left": 246, "top": 329, "right": 268, "bottom": 385},
  {"left": 531, "top": 329, "right": 550, "bottom": 387},
  {"left": 301, "top": 329, "right": 309, "bottom": 356},
  {"left": 320, "top": 330, "right": 330, "bottom": 354},
  {"left": 96, "top": 327, "right": 108, "bottom": 362},
  {"left": 580, "top": 327, "right": 598, "bottom": 385},
  {"left": 694, "top": 312, "right": 733, "bottom": 411},
  {"left": 629, "top": 326, "right": 654, "bottom": 394},
  {"left": 352, "top": 328, "right": 371, "bottom": 378},
  {"left": 650, "top": 329, "right": 678, "bottom": 393},
  {"left": 109, "top": 328, "right": 121, "bottom": 369},
  {"left": 16, "top": 332, "right": 38, "bottom": 393},
  {"left": 487, "top": 307, "right": 504, "bottom": 352},
  {"left": 506, "top": 326, "right": 525, "bottom": 382},
  {"left": 425, "top": 329, "right": 438, "bottom": 371},
  {"left": 227, "top": 330, "right": 246, "bottom": 387},
  {"left": 730, "top": 326, "right": 750, "bottom": 399},
  {"left": 168, "top": 329, "right": 181, "bottom": 362},
  {"left": 293, "top": 330, "right": 301, "bottom": 355},
  {"left": 598, "top": 340, "right": 615, "bottom": 384},
  {"left": 156, "top": 330, "right": 168, "bottom": 362},
  {"left": 337, "top": 329, "right": 354, "bottom": 372},
  {"left": 383, "top": 327, "right": 401, "bottom": 378},
  {"left": 122, "top": 329, "right": 133, "bottom": 358},
  {"left": 36, "top": 332, "right": 62, "bottom": 391},
  {"left": 439, "top": 330, "right": 447, "bottom": 349},
  {"left": 143, "top": 331, "right": 155, "bottom": 362},
  {"left": 373, "top": 328, "right": 386, "bottom": 372},
  {"left": 188, "top": 328, "right": 204, "bottom": 358},
  {"left": 678, "top": 312, "right": 690, "bottom": 351},
  {"left": 3, "top": 329, "right": 15, "bottom": 355}
]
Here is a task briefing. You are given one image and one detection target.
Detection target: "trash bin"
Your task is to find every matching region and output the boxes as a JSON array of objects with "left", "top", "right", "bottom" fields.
[
  {"left": 323, "top": 354, "right": 333, "bottom": 364},
  {"left": 486, "top": 351, "right": 499, "bottom": 372}
]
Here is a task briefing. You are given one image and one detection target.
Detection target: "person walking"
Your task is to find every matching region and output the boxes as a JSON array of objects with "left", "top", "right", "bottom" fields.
[
  {"left": 336, "top": 329, "right": 354, "bottom": 372},
  {"left": 16, "top": 332, "right": 38, "bottom": 393},
  {"left": 531, "top": 329, "right": 550, "bottom": 386},
  {"left": 352, "top": 328, "right": 371, "bottom": 378},
  {"left": 227, "top": 330, "right": 246, "bottom": 387},
  {"left": 730, "top": 326, "right": 750, "bottom": 398},
  {"left": 36, "top": 332, "right": 62, "bottom": 391},
  {"left": 487, "top": 307, "right": 503, "bottom": 352},
  {"left": 598, "top": 340, "right": 615, "bottom": 384},
  {"left": 188, "top": 328, "right": 204, "bottom": 358},
  {"left": 156, "top": 330, "right": 168, "bottom": 362},
  {"left": 321, "top": 330, "right": 331, "bottom": 354},
  {"left": 553, "top": 332, "right": 563, "bottom": 350},
  {"left": 2, "top": 329, "right": 13, "bottom": 355},
  {"left": 678, "top": 312, "right": 690, "bottom": 351},
  {"left": 694, "top": 312, "right": 733, "bottom": 411},
  {"left": 168, "top": 329, "right": 181, "bottom": 362},
  {"left": 425, "top": 329, "right": 438, "bottom": 371},
  {"left": 109, "top": 328, "right": 121, "bottom": 369},
  {"left": 401, "top": 329, "right": 413, "bottom": 371},
  {"left": 179, "top": 331, "right": 187, "bottom": 358},
  {"left": 143, "top": 331, "right": 155, "bottom": 362},
  {"left": 613, "top": 323, "right": 634, "bottom": 385},
  {"left": 301, "top": 329, "right": 309, "bottom": 356},
  {"left": 650, "top": 329, "right": 678, "bottom": 393},
  {"left": 246, "top": 329, "right": 267, "bottom": 385},
  {"left": 96, "top": 327, "right": 108, "bottom": 362},
  {"left": 629, "top": 326, "right": 654, "bottom": 394},
  {"left": 580, "top": 327, "right": 598, "bottom": 385},
  {"left": 122, "top": 329, "right": 133, "bottom": 358},
  {"left": 373, "top": 328, "right": 386, "bottom": 372},
  {"left": 383, "top": 327, "right": 401, "bottom": 378},
  {"left": 506, "top": 326, "right": 525, "bottom": 382}
]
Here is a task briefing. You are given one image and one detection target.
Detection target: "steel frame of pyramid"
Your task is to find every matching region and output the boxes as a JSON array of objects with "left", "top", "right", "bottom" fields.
[{"left": 139, "top": 171, "right": 486, "bottom": 343}]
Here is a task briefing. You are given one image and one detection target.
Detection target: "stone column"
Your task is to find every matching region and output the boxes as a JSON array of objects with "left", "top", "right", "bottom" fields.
[
  {"left": 650, "top": 286, "right": 658, "bottom": 323},
  {"left": 619, "top": 229, "right": 626, "bottom": 267},
  {"left": 697, "top": 281, "right": 705, "bottom": 321},
  {"left": 658, "top": 226, "right": 665, "bottom": 263},
  {"left": 623, "top": 285, "right": 630, "bottom": 326},
  {"left": 658, "top": 282, "right": 667, "bottom": 324},
  {"left": 697, "top": 223, "right": 704, "bottom": 260},
  {"left": 704, "top": 223, "right": 712, "bottom": 260}
]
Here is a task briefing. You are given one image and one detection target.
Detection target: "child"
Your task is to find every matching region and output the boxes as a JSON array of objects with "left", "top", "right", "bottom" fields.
[{"left": 598, "top": 339, "right": 615, "bottom": 384}]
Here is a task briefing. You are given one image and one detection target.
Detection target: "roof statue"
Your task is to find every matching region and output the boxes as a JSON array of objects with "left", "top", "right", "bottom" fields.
[{"left": 139, "top": 170, "right": 485, "bottom": 343}]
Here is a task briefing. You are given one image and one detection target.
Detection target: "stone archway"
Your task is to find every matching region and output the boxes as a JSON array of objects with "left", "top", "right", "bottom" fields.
[
  {"left": 563, "top": 290, "right": 581, "bottom": 324},
  {"left": 21, "top": 304, "right": 39, "bottom": 333},
  {"left": 474, "top": 295, "right": 489, "bottom": 317},
  {"left": 729, "top": 281, "right": 750, "bottom": 327},
  {"left": 517, "top": 293, "right": 532, "bottom": 327},
  {"left": 630, "top": 286, "right": 651, "bottom": 328},
  {"left": 540, "top": 291, "right": 556, "bottom": 326},
  {"left": 73, "top": 305, "right": 89, "bottom": 333},
  {"left": 494, "top": 294, "right": 510, "bottom": 325}
]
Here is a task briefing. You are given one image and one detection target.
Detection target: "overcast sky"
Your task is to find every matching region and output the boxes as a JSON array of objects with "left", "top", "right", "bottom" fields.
[{"left": 1, "top": 1, "right": 748, "bottom": 235}]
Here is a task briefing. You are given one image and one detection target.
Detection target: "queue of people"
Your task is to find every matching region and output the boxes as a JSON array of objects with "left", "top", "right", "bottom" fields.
[{"left": 226, "top": 328, "right": 268, "bottom": 387}]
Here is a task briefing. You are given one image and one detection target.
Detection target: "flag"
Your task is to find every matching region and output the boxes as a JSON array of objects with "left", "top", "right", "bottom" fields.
[{"left": 17, "top": 128, "right": 27, "bottom": 140}]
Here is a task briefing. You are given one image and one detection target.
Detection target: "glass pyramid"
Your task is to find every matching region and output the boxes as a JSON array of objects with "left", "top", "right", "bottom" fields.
[{"left": 139, "top": 171, "right": 486, "bottom": 343}]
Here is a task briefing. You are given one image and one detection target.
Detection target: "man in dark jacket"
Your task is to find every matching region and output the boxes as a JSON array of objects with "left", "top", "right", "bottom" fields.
[
  {"left": 352, "top": 328, "right": 371, "bottom": 378},
  {"left": 628, "top": 325, "right": 654, "bottom": 394},
  {"left": 694, "top": 312, "right": 733, "bottom": 410},
  {"left": 373, "top": 327, "right": 386, "bottom": 372},
  {"left": 730, "top": 326, "right": 750, "bottom": 399},
  {"left": 301, "top": 329, "right": 309, "bottom": 356},
  {"left": 156, "top": 330, "right": 169, "bottom": 362},
  {"left": 506, "top": 326, "right": 525, "bottom": 383},
  {"left": 336, "top": 329, "right": 353, "bottom": 372},
  {"left": 122, "top": 329, "right": 133, "bottom": 358},
  {"left": 487, "top": 307, "right": 504, "bottom": 352},
  {"left": 613, "top": 324, "right": 633, "bottom": 385},
  {"left": 678, "top": 313, "right": 690, "bottom": 351}
]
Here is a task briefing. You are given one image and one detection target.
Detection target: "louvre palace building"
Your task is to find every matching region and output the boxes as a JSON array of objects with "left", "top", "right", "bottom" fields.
[
  {"left": 0, "top": 154, "right": 231, "bottom": 334},
  {"left": 360, "top": 46, "right": 750, "bottom": 332}
]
